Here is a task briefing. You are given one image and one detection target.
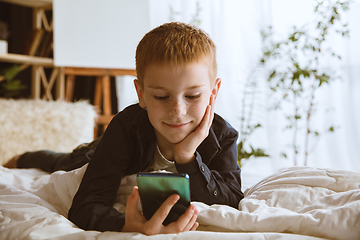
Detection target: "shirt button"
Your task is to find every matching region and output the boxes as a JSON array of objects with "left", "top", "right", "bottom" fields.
[
  {"left": 200, "top": 165, "right": 205, "bottom": 172},
  {"left": 213, "top": 190, "right": 218, "bottom": 196}
]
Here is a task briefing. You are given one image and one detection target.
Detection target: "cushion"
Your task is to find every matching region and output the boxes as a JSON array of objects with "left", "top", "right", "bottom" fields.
[{"left": 0, "top": 99, "right": 97, "bottom": 165}]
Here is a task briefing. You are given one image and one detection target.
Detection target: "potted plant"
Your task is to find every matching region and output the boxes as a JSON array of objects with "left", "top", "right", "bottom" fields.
[
  {"left": 260, "top": 0, "right": 351, "bottom": 166},
  {"left": 0, "top": 20, "right": 10, "bottom": 54},
  {"left": 0, "top": 20, "right": 27, "bottom": 98},
  {"left": 0, "top": 65, "right": 26, "bottom": 98}
]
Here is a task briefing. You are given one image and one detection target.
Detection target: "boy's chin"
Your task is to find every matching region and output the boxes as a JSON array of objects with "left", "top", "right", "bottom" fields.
[
  {"left": 155, "top": 127, "right": 196, "bottom": 145},
  {"left": 167, "top": 136, "right": 186, "bottom": 145},
  {"left": 164, "top": 133, "right": 190, "bottom": 145}
]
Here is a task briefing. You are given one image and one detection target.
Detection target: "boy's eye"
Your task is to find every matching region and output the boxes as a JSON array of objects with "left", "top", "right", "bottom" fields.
[
  {"left": 154, "top": 95, "right": 169, "bottom": 100},
  {"left": 186, "top": 93, "right": 201, "bottom": 100}
]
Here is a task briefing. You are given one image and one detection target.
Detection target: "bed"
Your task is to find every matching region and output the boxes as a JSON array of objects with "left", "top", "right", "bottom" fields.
[
  {"left": 1, "top": 164, "right": 359, "bottom": 240},
  {"left": 1, "top": 99, "right": 359, "bottom": 240}
]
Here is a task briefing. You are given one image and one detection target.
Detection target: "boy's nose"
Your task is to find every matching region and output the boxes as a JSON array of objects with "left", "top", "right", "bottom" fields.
[{"left": 170, "top": 99, "right": 186, "bottom": 117}]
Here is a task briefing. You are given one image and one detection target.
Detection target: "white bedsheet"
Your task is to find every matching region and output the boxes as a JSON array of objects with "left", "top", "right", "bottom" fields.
[{"left": 0, "top": 165, "right": 359, "bottom": 240}]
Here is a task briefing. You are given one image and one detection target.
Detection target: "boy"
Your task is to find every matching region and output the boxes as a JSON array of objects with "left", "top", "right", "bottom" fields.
[{"left": 6, "top": 22, "right": 243, "bottom": 235}]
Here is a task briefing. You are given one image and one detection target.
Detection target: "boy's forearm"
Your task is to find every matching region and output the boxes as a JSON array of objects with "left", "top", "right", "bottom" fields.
[{"left": 68, "top": 202, "right": 125, "bottom": 231}]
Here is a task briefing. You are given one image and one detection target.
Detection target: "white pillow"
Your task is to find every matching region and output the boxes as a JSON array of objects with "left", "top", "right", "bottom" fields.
[{"left": 0, "top": 99, "right": 97, "bottom": 165}]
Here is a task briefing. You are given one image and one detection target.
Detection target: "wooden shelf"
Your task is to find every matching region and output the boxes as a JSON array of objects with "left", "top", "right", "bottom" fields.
[
  {"left": 0, "top": 0, "right": 57, "bottom": 100},
  {"left": 0, "top": 53, "right": 53, "bottom": 67},
  {"left": 0, "top": 0, "right": 52, "bottom": 9},
  {"left": 64, "top": 67, "right": 137, "bottom": 77}
]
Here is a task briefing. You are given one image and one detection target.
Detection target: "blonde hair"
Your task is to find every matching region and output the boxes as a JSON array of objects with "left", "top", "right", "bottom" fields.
[{"left": 135, "top": 22, "right": 217, "bottom": 86}]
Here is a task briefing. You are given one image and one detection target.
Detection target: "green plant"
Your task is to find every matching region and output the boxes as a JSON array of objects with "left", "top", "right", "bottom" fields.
[
  {"left": 237, "top": 66, "right": 269, "bottom": 167},
  {"left": 260, "top": 0, "right": 351, "bottom": 165},
  {"left": 0, "top": 20, "right": 25, "bottom": 98},
  {"left": 0, "top": 65, "right": 26, "bottom": 98}
]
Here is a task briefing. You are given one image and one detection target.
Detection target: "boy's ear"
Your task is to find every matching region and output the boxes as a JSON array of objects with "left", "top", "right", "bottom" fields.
[
  {"left": 212, "top": 78, "right": 221, "bottom": 99},
  {"left": 134, "top": 79, "right": 146, "bottom": 108}
]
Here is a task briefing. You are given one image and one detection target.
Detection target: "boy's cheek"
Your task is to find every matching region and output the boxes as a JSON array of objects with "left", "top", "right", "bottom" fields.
[{"left": 192, "top": 103, "right": 208, "bottom": 122}]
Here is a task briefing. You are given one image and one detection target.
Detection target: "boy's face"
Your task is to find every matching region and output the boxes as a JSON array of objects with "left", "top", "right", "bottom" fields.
[{"left": 135, "top": 62, "right": 221, "bottom": 146}]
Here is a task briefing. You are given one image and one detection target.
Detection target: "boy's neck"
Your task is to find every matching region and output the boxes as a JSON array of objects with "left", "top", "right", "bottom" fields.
[{"left": 155, "top": 134, "right": 175, "bottom": 161}]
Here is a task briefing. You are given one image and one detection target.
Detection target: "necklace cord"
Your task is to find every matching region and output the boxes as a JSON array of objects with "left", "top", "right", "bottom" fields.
[{"left": 156, "top": 144, "right": 174, "bottom": 163}]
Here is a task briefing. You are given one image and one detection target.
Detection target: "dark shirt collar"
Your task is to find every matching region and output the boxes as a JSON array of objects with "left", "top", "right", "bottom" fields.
[{"left": 197, "top": 127, "right": 220, "bottom": 164}]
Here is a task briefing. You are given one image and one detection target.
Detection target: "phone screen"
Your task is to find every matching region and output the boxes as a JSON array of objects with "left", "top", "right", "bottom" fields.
[{"left": 137, "top": 172, "right": 191, "bottom": 225}]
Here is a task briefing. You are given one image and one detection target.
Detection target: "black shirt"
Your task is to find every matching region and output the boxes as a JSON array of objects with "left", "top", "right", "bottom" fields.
[{"left": 68, "top": 104, "right": 243, "bottom": 231}]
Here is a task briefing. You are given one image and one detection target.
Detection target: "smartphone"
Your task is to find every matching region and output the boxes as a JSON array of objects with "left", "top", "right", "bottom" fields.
[{"left": 137, "top": 172, "right": 191, "bottom": 226}]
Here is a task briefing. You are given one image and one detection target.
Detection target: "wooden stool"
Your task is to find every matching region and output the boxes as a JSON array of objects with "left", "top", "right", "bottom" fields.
[{"left": 63, "top": 67, "right": 137, "bottom": 137}]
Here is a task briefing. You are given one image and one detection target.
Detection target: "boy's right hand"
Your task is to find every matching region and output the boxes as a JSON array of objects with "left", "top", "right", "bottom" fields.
[
  {"left": 173, "top": 93, "right": 216, "bottom": 164},
  {"left": 122, "top": 186, "right": 199, "bottom": 235}
]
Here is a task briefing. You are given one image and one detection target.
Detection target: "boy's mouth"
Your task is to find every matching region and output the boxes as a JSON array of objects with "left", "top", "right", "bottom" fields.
[{"left": 164, "top": 122, "right": 189, "bottom": 128}]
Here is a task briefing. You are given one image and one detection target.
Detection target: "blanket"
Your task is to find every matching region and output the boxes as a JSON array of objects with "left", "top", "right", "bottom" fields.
[{"left": 0, "top": 165, "right": 359, "bottom": 240}]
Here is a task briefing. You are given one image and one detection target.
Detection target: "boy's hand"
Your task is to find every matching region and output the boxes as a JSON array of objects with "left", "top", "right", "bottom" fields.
[
  {"left": 122, "top": 186, "right": 199, "bottom": 235},
  {"left": 174, "top": 93, "right": 216, "bottom": 164}
]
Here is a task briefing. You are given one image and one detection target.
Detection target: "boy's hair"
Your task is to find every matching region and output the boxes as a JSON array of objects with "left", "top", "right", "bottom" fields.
[{"left": 135, "top": 22, "right": 217, "bottom": 86}]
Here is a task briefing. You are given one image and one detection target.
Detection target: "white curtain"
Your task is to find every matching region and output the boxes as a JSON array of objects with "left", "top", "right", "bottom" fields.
[{"left": 116, "top": 0, "right": 360, "bottom": 180}]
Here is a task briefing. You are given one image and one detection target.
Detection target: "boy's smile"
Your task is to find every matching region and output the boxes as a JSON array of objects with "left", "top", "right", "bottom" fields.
[
  {"left": 165, "top": 123, "right": 189, "bottom": 128},
  {"left": 135, "top": 62, "right": 220, "bottom": 152}
]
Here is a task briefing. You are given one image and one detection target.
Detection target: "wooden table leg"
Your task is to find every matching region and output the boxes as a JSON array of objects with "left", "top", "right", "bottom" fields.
[
  {"left": 56, "top": 67, "right": 65, "bottom": 100},
  {"left": 102, "top": 75, "right": 111, "bottom": 130},
  {"left": 65, "top": 75, "right": 75, "bottom": 102},
  {"left": 31, "top": 66, "right": 41, "bottom": 99},
  {"left": 93, "top": 77, "right": 103, "bottom": 137}
]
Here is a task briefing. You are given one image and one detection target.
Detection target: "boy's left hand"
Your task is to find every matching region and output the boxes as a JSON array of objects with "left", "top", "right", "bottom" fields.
[
  {"left": 174, "top": 93, "right": 215, "bottom": 164},
  {"left": 122, "top": 186, "right": 199, "bottom": 235}
]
